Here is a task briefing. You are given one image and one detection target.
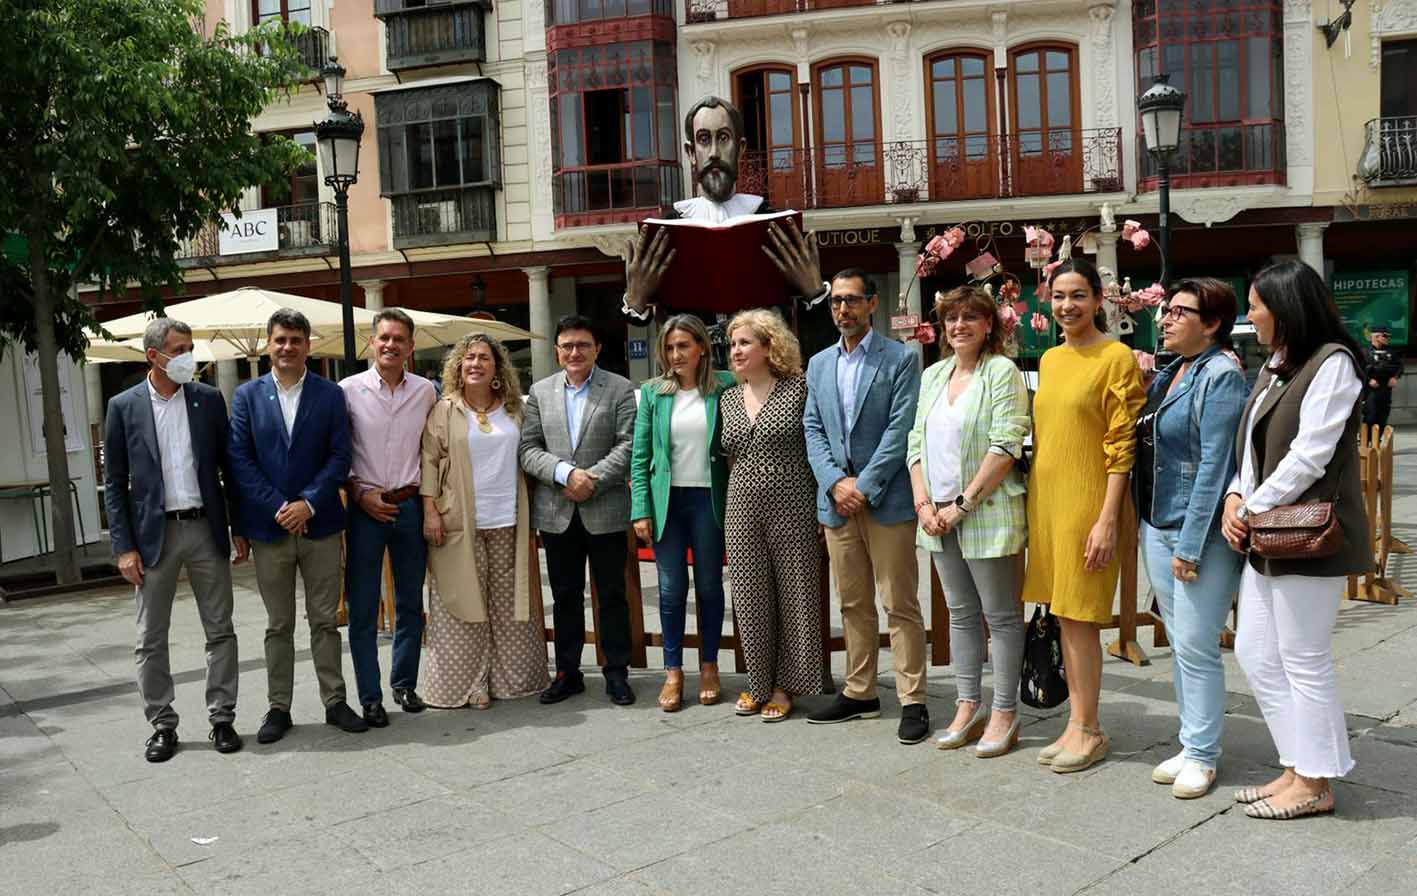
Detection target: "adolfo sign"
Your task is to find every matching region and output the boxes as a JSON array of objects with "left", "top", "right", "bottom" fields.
[{"left": 218, "top": 208, "right": 279, "bottom": 255}]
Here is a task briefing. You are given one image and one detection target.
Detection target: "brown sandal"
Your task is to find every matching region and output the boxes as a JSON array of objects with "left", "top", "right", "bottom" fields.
[
  {"left": 699, "top": 664, "right": 721, "bottom": 706},
  {"left": 658, "top": 672, "right": 683, "bottom": 713},
  {"left": 734, "top": 692, "right": 761, "bottom": 716},
  {"left": 761, "top": 701, "right": 792, "bottom": 723}
]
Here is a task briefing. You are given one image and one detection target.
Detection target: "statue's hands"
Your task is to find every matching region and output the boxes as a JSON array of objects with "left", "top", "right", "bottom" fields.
[
  {"left": 625, "top": 226, "right": 675, "bottom": 316},
  {"left": 763, "top": 219, "right": 823, "bottom": 299}
]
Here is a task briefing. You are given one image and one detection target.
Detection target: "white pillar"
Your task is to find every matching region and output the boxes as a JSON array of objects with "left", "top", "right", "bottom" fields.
[
  {"left": 1296, "top": 222, "right": 1328, "bottom": 275},
  {"left": 895, "top": 240, "right": 923, "bottom": 363},
  {"left": 216, "top": 360, "right": 239, "bottom": 412},
  {"left": 524, "top": 266, "right": 554, "bottom": 382},
  {"left": 1094, "top": 230, "right": 1121, "bottom": 282},
  {"left": 83, "top": 362, "right": 103, "bottom": 429},
  {"left": 359, "top": 279, "right": 385, "bottom": 311}
]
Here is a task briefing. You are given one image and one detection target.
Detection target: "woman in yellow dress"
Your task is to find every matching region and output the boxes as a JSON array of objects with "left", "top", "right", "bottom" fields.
[{"left": 1025, "top": 258, "right": 1145, "bottom": 774}]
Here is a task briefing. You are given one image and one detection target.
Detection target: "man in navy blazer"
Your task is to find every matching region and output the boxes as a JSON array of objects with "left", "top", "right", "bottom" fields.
[
  {"left": 229, "top": 308, "right": 365, "bottom": 743},
  {"left": 802, "top": 268, "right": 929, "bottom": 745},
  {"left": 105, "top": 318, "right": 248, "bottom": 762}
]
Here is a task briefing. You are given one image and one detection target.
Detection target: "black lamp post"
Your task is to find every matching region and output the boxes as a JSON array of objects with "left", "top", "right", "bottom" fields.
[
  {"left": 1138, "top": 74, "right": 1187, "bottom": 288},
  {"left": 315, "top": 57, "right": 364, "bottom": 370}
]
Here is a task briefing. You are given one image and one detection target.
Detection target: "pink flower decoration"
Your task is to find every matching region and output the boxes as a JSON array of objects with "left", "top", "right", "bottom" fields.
[
  {"left": 923, "top": 234, "right": 949, "bottom": 258},
  {"left": 943, "top": 226, "right": 966, "bottom": 250},
  {"left": 1134, "top": 282, "right": 1166, "bottom": 307},
  {"left": 1042, "top": 259, "right": 1062, "bottom": 282},
  {"left": 998, "top": 280, "right": 1021, "bottom": 304},
  {"left": 1024, "top": 226, "right": 1055, "bottom": 252},
  {"left": 915, "top": 254, "right": 938, "bottom": 279},
  {"left": 1127, "top": 228, "right": 1152, "bottom": 250},
  {"left": 1133, "top": 350, "right": 1156, "bottom": 377},
  {"left": 1121, "top": 219, "right": 1142, "bottom": 239},
  {"left": 998, "top": 302, "right": 1020, "bottom": 335},
  {"left": 1030, "top": 311, "right": 1050, "bottom": 333}
]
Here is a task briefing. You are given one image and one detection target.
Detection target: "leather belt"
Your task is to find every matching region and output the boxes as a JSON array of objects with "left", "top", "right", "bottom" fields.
[
  {"left": 164, "top": 507, "right": 206, "bottom": 521},
  {"left": 381, "top": 485, "right": 419, "bottom": 505}
]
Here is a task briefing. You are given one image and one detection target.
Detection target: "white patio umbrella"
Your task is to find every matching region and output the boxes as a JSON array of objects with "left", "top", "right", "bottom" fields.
[
  {"left": 307, "top": 308, "right": 541, "bottom": 361},
  {"left": 84, "top": 336, "right": 251, "bottom": 365}
]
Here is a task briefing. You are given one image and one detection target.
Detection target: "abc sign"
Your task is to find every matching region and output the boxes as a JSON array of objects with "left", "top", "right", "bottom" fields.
[{"left": 218, "top": 208, "right": 280, "bottom": 255}]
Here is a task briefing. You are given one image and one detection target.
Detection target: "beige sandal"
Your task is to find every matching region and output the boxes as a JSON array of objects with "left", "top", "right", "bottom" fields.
[
  {"left": 1049, "top": 723, "right": 1109, "bottom": 774},
  {"left": 699, "top": 664, "right": 721, "bottom": 706},
  {"left": 1244, "top": 792, "right": 1334, "bottom": 820},
  {"left": 735, "top": 692, "right": 762, "bottom": 716},
  {"left": 761, "top": 701, "right": 793, "bottom": 723},
  {"left": 658, "top": 673, "right": 683, "bottom": 713}
]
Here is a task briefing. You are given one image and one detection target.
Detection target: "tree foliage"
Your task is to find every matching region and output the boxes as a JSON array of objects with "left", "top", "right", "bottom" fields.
[{"left": 0, "top": 0, "right": 311, "bottom": 356}]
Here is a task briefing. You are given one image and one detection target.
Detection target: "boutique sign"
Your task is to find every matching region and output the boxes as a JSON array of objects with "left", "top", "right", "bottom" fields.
[{"left": 218, "top": 208, "right": 279, "bottom": 256}]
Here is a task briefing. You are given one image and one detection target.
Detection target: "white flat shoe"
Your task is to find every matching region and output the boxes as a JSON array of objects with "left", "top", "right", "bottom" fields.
[
  {"left": 1172, "top": 760, "right": 1217, "bottom": 800},
  {"left": 1152, "top": 751, "right": 1186, "bottom": 785}
]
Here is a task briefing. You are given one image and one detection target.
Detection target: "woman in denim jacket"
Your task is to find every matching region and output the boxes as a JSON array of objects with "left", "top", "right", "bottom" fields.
[{"left": 1133, "top": 278, "right": 1249, "bottom": 799}]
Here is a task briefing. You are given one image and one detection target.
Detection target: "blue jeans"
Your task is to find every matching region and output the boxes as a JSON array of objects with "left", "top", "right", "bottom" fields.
[
  {"left": 1141, "top": 521, "right": 1243, "bottom": 765},
  {"left": 654, "top": 487, "right": 726, "bottom": 669},
  {"left": 345, "top": 497, "right": 427, "bottom": 705}
]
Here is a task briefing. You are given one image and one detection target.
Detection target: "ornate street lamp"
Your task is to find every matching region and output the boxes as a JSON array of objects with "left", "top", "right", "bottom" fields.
[
  {"left": 1138, "top": 74, "right": 1187, "bottom": 287},
  {"left": 315, "top": 57, "right": 364, "bottom": 369}
]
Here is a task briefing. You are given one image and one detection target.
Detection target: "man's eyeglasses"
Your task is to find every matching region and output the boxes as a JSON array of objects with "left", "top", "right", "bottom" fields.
[
  {"left": 829, "top": 295, "right": 870, "bottom": 308},
  {"left": 556, "top": 340, "right": 595, "bottom": 354},
  {"left": 1159, "top": 304, "right": 1203, "bottom": 321}
]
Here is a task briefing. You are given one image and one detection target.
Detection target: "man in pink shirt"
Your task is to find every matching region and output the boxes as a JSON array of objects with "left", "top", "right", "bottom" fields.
[{"left": 340, "top": 309, "right": 438, "bottom": 726}]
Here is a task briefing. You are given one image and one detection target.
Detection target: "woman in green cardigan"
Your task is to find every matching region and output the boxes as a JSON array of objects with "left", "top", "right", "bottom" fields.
[
  {"left": 907, "top": 286, "right": 1031, "bottom": 757},
  {"left": 631, "top": 315, "right": 736, "bottom": 713}
]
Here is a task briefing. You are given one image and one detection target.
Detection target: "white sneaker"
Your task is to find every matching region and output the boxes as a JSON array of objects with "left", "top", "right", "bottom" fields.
[
  {"left": 1171, "top": 760, "right": 1217, "bottom": 799},
  {"left": 1151, "top": 751, "right": 1186, "bottom": 785}
]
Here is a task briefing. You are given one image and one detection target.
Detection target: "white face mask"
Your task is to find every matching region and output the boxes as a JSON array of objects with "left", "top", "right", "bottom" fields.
[{"left": 161, "top": 350, "right": 197, "bottom": 385}]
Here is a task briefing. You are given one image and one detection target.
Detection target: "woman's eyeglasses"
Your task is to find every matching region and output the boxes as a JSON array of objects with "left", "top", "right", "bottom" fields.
[{"left": 1159, "top": 304, "right": 1203, "bottom": 321}]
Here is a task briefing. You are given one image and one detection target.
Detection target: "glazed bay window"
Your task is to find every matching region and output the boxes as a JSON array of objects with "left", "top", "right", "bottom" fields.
[
  {"left": 551, "top": 41, "right": 682, "bottom": 227},
  {"left": 373, "top": 0, "right": 488, "bottom": 72},
  {"left": 376, "top": 81, "right": 501, "bottom": 248},
  {"left": 548, "top": 0, "right": 674, "bottom": 24}
]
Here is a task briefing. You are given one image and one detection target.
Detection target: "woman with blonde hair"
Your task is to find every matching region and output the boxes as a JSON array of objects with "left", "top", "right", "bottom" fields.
[
  {"left": 719, "top": 309, "right": 823, "bottom": 722},
  {"left": 420, "top": 334, "right": 549, "bottom": 708},
  {"left": 631, "top": 315, "right": 737, "bottom": 712}
]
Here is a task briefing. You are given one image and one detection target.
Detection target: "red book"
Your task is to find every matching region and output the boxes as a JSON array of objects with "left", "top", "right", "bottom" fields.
[{"left": 641, "top": 209, "right": 803, "bottom": 313}]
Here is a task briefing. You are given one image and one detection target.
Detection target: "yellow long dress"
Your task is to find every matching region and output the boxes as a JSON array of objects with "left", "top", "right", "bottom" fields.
[{"left": 1023, "top": 339, "right": 1145, "bottom": 624}]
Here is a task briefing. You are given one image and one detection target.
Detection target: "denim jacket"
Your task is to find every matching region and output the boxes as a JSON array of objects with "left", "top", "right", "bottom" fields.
[{"left": 1135, "top": 344, "right": 1248, "bottom": 564}]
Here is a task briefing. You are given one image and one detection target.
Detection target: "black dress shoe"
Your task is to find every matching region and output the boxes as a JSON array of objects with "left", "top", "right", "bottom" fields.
[
  {"left": 897, "top": 704, "right": 931, "bottom": 745},
  {"left": 362, "top": 701, "right": 390, "bottom": 728},
  {"left": 256, "top": 708, "right": 293, "bottom": 744},
  {"left": 606, "top": 677, "right": 636, "bottom": 706},
  {"left": 325, "top": 701, "right": 370, "bottom": 733},
  {"left": 392, "top": 688, "right": 426, "bottom": 713},
  {"left": 806, "top": 692, "right": 883, "bottom": 725},
  {"left": 144, "top": 728, "right": 178, "bottom": 763},
  {"left": 210, "top": 722, "right": 244, "bottom": 754},
  {"left": 539, "top": 672, "right": 586, "bottom": 705}
]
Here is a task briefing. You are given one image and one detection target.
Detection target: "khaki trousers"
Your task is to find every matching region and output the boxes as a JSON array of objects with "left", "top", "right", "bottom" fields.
[
  {"left": 252, "top": 532, "right": 346, "bottom": 710},
  {"left": 824, "top": 512, "right": 926, "bottom": 705}
]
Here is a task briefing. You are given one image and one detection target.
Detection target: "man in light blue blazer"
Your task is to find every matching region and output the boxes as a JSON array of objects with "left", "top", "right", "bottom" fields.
[
  {"left": 229, "top": 308, "right": 364, "bottom": 744},
  {"left": 803, "top": 268, "right": 928, "bottom": 744}
]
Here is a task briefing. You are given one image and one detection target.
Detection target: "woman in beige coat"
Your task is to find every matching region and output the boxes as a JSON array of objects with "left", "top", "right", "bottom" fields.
[{"left": 421, "top": 334, "right": 549, "bottom": 708}]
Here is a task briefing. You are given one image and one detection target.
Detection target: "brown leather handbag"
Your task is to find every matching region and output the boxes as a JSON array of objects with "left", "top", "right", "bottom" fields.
[{"left": 1248, "top": 501, "right": 1343, "bottom": 560}]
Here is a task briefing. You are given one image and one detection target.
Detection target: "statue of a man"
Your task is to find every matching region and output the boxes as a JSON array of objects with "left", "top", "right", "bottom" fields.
[{"left": 621, "top": 96, "right": 827, "bottom": 323}]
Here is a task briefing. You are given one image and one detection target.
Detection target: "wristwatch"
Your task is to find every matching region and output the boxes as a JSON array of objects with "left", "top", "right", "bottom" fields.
[{"left": 954, "top": 493, "right": 975, "bottom": 514}]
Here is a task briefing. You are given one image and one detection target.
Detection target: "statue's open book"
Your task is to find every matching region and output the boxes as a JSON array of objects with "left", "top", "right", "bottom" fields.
[{"left": 641, "top": 209, "right": 803, "bottom": 312}]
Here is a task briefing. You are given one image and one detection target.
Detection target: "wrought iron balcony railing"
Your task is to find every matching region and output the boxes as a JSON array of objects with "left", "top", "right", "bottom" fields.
[
  {"left": 1137, "top": 121, "right": 1285, "bottom": 188},
  {"left": 1358, "top": 116, "right": 1417, "bottom": 187},
  {"left": 291, "top": 26, "right": 329, "bottom": 80},
  {"left": 389, "top": 186, "right": 497, "bottom": 248},
  {"left": 734, "top": 129, "right": 1123, "bottom": 211},
  {"left": 553, "top": 161, "right": 684, "bottom": 227},
  {"left": 685, "top": 0, "right": 875, "bottom": 23},
  {"left": 176, "top": 202, "right": 336, "bottom": 264},
  {"left": 374, "top": 0, "right": 488, "bottom": 72}
]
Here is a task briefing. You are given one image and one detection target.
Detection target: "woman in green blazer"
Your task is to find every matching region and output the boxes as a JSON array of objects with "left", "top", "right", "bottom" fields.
[{"left": 631, "top": 315, "right": 735, "bottom": 713}]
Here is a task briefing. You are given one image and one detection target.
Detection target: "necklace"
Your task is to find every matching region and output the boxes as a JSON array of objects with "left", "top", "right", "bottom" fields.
[{"left": 467, "top": 398, "right": 498, "bottom": 433}]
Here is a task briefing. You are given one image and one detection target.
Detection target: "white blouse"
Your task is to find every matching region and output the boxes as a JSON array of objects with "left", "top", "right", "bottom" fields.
[
  {"left": 467, "top": 405, "right": 519, "bottom": 529},
  {"left": 1229, "top": 352, "right": 1363, "bottom": 515},
  {"left": 669, "top": 388, "right": 710, "bottom": 487},
  {"left": 925, "top": 378, "right": 974, "bottom": 501}
]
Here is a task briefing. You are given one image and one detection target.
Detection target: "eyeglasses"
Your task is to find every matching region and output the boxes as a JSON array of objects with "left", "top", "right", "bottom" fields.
[
  {"left": 829, "top": 295, "right": 869, "bottom": 308},
  {"left": 1160, "top": 304, "right": 1203, "bottom": 321},
  {"left": 556, "top": 340, "right": 595, "bottom": 354},
  {"left": 942, "top": 313, "right": 986, "bottom": 325}
]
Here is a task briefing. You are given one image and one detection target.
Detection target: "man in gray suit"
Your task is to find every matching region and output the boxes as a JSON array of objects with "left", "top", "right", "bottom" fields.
[
  {"left": 104, "top": 319, "right": 248, "bottom": 762},
  {"left": 520, "top": 314, "right": 638, "bottom": 706}
]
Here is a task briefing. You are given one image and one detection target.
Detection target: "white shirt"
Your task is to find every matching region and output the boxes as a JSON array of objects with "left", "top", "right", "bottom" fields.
[
  {"left": 468, "top": 406, "right": 519, "bottom": 529},
  {"left": 1229, "top": 352, "right": 1363, "bottom": 514},
  {"left": 147, "top": 377, "right": 203, "bottom": 512},
  {"left": 273, "top": 371, "right": 307, "bottom": 438},
  {"left": 669, "top": 388, "right": 710, "bottom": 487},
  {"left": 925, "top": 378, "right": 973, "bottom": 501},
  {"left": 673, "top": 193, "right": 764, "bottom": 224}
]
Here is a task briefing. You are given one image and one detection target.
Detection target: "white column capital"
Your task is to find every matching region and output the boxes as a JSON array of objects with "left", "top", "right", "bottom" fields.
[
  {"left": 523, "top": 265, "right": 551, "bottom": 284},
  {"left": 358, "top": 279, "right": 386, "bottom": 311},
  {"left": 1295, "top": 221, "right": 1330, "bottom": 239}
]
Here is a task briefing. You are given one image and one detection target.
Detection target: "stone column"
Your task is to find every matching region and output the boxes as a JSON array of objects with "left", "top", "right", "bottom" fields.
[
  {"left": 1296, "top": 222, "right": 1328, "bottom": 275},
  {"left": 359, "top": 279, "right": 385, "bottom": 312},
  {"left": 895, "top": 240, "right": 922, "bottom": 362},
  {"left": 524, "top": 266, "right": 554, "bottom": 382},
  {"left": 1094, "top": 229, "right": 1121, "bottom": 281},
  {"left": 83, "top": 362, "right": 103, "bottom": 429},
  {"left": 215, "top": 360, "right": 238, "bottom": 413}
]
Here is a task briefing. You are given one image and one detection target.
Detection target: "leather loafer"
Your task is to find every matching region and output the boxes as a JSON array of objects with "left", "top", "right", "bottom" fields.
[
  {"left": 806, "top": 692, "right": 882, "bottom": 725},
  {"left": 325, "top": 701, "right": 370, "bottom": 733},
  {"left": 256, "top": 708, "right": 292, "bottom": 744},
  {"left": 362, "top": 701, "right": 390, "bottom": 728},
  {"left": 606, "top": 677, "right": 636, "bottom": 706},
  {"left": 897, "top": 704, "right": 931, "bottom": 745},
  {"left": 144, "top": 728, "right": 178, "bottom": 763},
  {"left": 540, "top": 673, "right": 586, "bottom": 705},
  {"left": 210, "top": 722, "right": 243, "bottom": 754},
  {"left": 392, "top": 688, "right": 426, "bottom": 713}
]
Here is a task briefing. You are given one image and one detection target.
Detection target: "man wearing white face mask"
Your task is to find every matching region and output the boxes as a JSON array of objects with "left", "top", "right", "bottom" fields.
[{"left": 104, "top": 318, "right": 249, "bottom": 762}]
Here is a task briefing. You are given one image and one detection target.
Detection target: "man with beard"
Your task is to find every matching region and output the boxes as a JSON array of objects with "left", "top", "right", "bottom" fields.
[{"left": 621, "top": 96, "right": 829, "bottom": 324}]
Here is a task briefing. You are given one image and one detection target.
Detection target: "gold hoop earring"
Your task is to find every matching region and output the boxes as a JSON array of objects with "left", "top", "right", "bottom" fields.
[{"left": 491, "top": 377, "right": 502, "bottom": 391}]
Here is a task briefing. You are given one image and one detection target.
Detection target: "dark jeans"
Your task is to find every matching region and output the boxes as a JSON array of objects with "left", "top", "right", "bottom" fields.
[
  {"left": 541, "top": 510, "right": 632, "bottom": 679},
  {"left": 344, "top": 497, "right": 427, "bottom": 705},
  {"left": 654, "top": 487, "right": 725, "bottom": 668},
  {"left": 1364, "top": 388, "right": 1392, "bottom": 430}
]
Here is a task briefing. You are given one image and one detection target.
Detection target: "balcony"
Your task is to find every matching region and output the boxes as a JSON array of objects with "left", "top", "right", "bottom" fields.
[
  {"left": 553, "top": 161, "right": 684, "bottom": 228},
  {"left": 735, "top": 129, "right": 1123, "bottom": 211},
  {"left": 1359, "top": 116, "right": 1417, "bottom": 187},
  {"left": 291, "top": 26, "right": 329, "bottom": 80},
  {"left": 1138, "top": 122, "right": 1285, "bottom": 189},
  {"left": 374, "top": 0, "right": 488, "bottom": 72},
  {"left": 176, "top": 202, "right": 336, "bottom": 265},
  {"left": 390, "top": 186, "right": 497, "bottom": 248},
  {"left": 685, "top": 0, "right": 874, "bottom": 23}
]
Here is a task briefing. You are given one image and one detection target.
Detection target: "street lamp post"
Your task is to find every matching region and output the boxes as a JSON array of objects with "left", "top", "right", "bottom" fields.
[
  {"left": 1138, "top": 74, "right": 1187, "bottom": 288},
  {"left": 315, "top": 58, "right": 364, "bottom": 371}
]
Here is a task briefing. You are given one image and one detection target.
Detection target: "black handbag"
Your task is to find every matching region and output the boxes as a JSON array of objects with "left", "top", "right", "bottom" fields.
[{"left": 1020, "top": 605, "right": 1068, "bottom": 709}]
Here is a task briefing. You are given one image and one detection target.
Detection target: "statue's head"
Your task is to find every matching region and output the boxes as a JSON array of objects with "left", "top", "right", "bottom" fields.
[{"left": 683, "top": 96, "right": 747, "bottom": 204}]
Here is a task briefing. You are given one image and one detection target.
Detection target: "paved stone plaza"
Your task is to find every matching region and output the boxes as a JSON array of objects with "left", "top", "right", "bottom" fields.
[{"left": 3, "top": 441, "right": 1416, "bottom": 895}]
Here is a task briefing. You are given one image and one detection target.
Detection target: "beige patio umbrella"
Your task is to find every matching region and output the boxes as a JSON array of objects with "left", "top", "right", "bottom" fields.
[
  {"left": 83, "top": 336, "right": 251, "bottom": 365},
  {"left": 308, "top": 307, "right": 541, "bottom": 361}
]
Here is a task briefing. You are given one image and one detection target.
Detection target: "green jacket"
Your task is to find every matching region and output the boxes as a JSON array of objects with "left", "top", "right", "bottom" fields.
[
  {"left": 906, "top": 353, "right": 1030, "bottom": 559},
  {"left": 630, "top": 371, "right": 735, "bottom": 541}
]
